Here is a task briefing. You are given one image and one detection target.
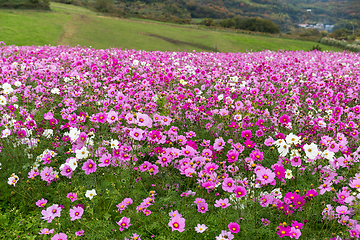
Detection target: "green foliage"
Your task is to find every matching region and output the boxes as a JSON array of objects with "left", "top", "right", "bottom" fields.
[
  {"left": 310, "top": 44, "right": 322, "bottom": 51},
  {"left": 0, "top": 0, "right": 50, "bottom": 10},
  {"left": 328, "top": 28, "right": 352, "bottom": 40},
  {"left": 220, "top": 17, "right": 280, "bottom": 34},
  {"left": 320, "top": 37, "right": 360, "bottom": 52},
  {"left": 199, "top": 18, "right": 216, "bottom": 27},
  {"left": 94, "top": 0, "right": 112, "bottom": 12}
]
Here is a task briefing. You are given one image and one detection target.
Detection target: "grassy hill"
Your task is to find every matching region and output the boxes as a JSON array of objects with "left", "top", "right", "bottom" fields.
[{"left": 0, "top": 2, "right": 340, "bottom": 52}]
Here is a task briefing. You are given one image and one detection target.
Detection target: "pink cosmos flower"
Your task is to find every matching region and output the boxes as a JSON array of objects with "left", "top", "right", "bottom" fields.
[
  {"left": 277, "top": 225, "right": 291, "bottom": 238},
  {"left": 244, "top": 139, "right": 256, "bottom": 148},
  {"left": 216, "top": 230, "right": 234, "bottom": 240},
  {"left": 197, "top": 202, "right": 209, "bottom": 213},
  {"left": 204, "top": 162, "right": 218, "bottom": 174},
  {"left": 213, "top": 137, "right": 225, "bottom": 151},
  {"left": 234, "top": 186, "right": 247, "bottom": 198},
  {"left": 36, "top": 198, "right": 48, "bottom": 208},
  {"left": 261, "top": 218, "right": 270, "bottom": 226},
  {"left": 136, "top": 113, "right": 153, "bottom": 128},
  {"left": 70, "top": 206, "right": 84, "bottom": 221},
  {"left": 228, "top": 222, "right": 240, "bottom": 233},
  {"left": 82, "top": 159, "right": 97, "bottom": 175},
  {"left": 107, "top": 110, "right": 118, "bottom": 124},
  {"left": 39, "top": 228, "right": 54, "bottom": 235},
  {"left": 169, "top": 210, "right": 182, "bottom": 219},
  {"left": 75, "top": 230, "right": 84, "bottom": 236},
  {"left": 67, "top": 192, "right": 77, "bottom": 202},
  {"left": 291, "top": 221, "right": 303, "bottom": 230},
  {"left": 306, "top": 189, "right": 318, "bottom": 199},
  {"left": 42, "top": 153, "right": 52, "bottom": 164},
  {"left": 41, "top": 204, "right": 62, "bottom": 223},
  {"left": 129, "top": 128, "right": 145, "bottom": 141},
  {"left": 256, "top": 168, "right": 275, "bottom": 185},
  {"left": 214, "top": 198, "right": 231, "bottom": 208},
  {"left": 289, "top": 227, "right": 301, "bottom": 239},
  {"left": 51, "top": 233, "right": 67, "bottom": 240},
  {"left": 60, "top": 164, "right": 73, "bottom": 179},
  {"left": 241, "top": 130, "right": 252, "bottom": 139},
  {"left": 279, "top": 114, "right": 291, "bottom": 124},
  {"left": 222, "top": 178, "right": 236, "bottom": 192},
  {"left": 117, "top": 217, "right": 131, "bottom": 232},
  {"left": 123, "top": 198, "right": 133, "bottom": 206},
  {"left": 40, "top": 167, "right": 55, "bottom": 183},
  {"left": 130, "top": 233, "right": 141, "bottom": 240},
  {"left": 227, "top": 149, "right": 239, "bottom": 163},
  {"left": 259, "top": 193, "right": 273, "bottom": 207},
  {"left": 168, "top": 215, "right": 185, "bottom": 232},
  {"left": 98, "top": 153, "right": 112, "bottom": 167},
  {"left": 336, "top": 206, "right": 350, "bottom": 215}
]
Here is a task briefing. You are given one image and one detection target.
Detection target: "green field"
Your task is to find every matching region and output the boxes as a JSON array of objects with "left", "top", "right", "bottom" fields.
[{"left": 0, "top": 2, "right": 340, "bottom": 52}]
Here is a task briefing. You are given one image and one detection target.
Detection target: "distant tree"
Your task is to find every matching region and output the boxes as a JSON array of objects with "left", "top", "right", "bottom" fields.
[
  {"left": 94, "top": 0, "right": 112, "bottom": 12},
  {"left": 200, "top": 18, "right": 216, "bottom": 27}
]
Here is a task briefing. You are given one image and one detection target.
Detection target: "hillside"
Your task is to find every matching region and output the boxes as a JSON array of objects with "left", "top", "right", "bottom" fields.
[
  {"left": 0, "top": 3, "right": 340, "bottom": 52},
  {"left": 90, "top": 0, "right": 360, "bottom": 32}
]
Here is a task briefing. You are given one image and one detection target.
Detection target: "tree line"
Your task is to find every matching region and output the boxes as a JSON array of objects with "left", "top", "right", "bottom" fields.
[{"left": 200, "top": 17, "right": 280, "bottom": 34}]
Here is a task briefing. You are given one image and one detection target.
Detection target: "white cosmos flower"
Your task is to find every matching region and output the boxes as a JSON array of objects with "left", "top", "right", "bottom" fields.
[
  {"left": 285, "top": 169, "right": 293, "bottom": 179},
  {"left": 85, "top": 189, "right": 97, "bottom": 200},
  {"left": 68, "top": 127, "right": 80, "bottom": 142},
  {"left": 51, "top": 88, "right": 60, "bottom": 94},
  {"left": 1, "top": 129, "right": 11, "bottom": 138},
  {"left": 2, "top": 83, "right": 12, "bottom": 90},
  {"left": 42, "top": 129, "right": 53, "bottom": 139},
  {"left": 271, "top": 188, "right": 282, "bottom": 199},
  {"left": 0, "top": 95, "right": 7, "bottom": 106},
  {"left": 110, "top": 139, "right": 119, "bottom": 149},
  {"left": 3, "top": 88, "right": 13, "bottom": 94},
  {"left": 75, "top": 146, "right": 89, "bottom": 159},
  {"left": 277, "top": 143, "right": 290, "bottom": 157},
  {"left": 303, "top": 143, "right": 319, "bottom": 160},
  {"left": 67, "top": 158, "right": 78, "bottom": 171},
  {"left": 322, "top": 150, "right": 335, "bottom": 161},
  {"left": 285, "top": 133, "right": 301, "bottom": 145}
]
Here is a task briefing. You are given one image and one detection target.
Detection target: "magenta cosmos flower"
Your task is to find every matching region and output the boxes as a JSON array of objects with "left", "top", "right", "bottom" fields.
[
  {"left": 82, "top": 159, "right": 97, "bottom": 175},
  {"left": 51, "top": 233, "right": 67, "bottom": 240},
  {"left": 168, "top": 215, "right": 185, "bottom": 232},
  {"left": 67, "top": 192, "right": 77, "bottom": 202},
  {"left": 227, "top": 149, "right": 239, "bottom": 163},
  {"left": 75, "top": 230, "right": 84, "bottom": 236},
  {"left": 70, "top": 206, "right": 84, "bottom": 221},
  {"left": 117, "top": 217, "right": 131, "bottom": 232},
  {"left": 234, "top": 186, "right": 247, "bottom": 198},
  {"left": 228, "top": 222, "right": 240, "bottom": 233},
  {"left": 279, "top": 114, "right": 291, "bottom": 124}
]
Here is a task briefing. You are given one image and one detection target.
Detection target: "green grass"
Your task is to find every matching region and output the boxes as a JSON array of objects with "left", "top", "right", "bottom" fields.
[{"left": 0, "top": 2, "right": 340, "bottom": 52}]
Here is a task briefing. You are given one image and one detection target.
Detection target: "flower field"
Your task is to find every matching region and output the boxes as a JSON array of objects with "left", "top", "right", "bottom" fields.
[{"left": 0, "top": 42, "right": 360, "bottom": 239}]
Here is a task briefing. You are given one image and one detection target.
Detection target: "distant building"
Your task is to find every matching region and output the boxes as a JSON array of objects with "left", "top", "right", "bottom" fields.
[
  {"left": 298, "top": 23, "right": 327, "bottom": 32},
  {"left": 324, "top": 25, "right": 335, "bottom": 32},
  {"left": 307, "top": 9, "right": 311, "bottom": 12}
]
